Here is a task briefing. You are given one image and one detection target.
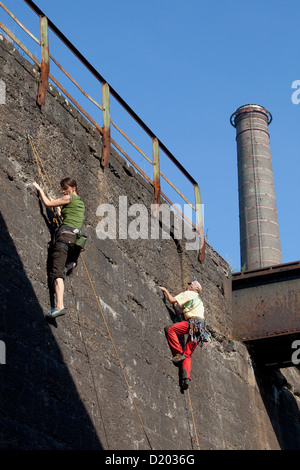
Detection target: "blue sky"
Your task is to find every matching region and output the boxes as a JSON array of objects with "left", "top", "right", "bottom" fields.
[{"left": 1, "top": 0, "right": 299, "bottom": 271}]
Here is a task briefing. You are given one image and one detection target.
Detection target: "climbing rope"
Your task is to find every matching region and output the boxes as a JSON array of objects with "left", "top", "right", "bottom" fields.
[
  {"left": 27, "top": 135, "right": 153, "bottom": 451},
  {"left": 68, "top": 280, "right": 110, "bottom": 449},
  {"left": 29, "top": 134, "right": 201, "bottom": 452},
  {"left": 28, "top": 133, "right": 61, "bottom": 227},
  {"left": 80, "top": 255, "right": 153, "bottom": 450},
  {"left": 186, "top": 388, "right": 200, "bottom": 450},
  {"left": 28, "top": 134, "right": 55, "bottom": 198}
]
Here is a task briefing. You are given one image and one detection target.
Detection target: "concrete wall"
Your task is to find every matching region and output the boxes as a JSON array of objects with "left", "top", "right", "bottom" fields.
[{"left": 0, "top": 34, "right": 299, "bottom": 450}]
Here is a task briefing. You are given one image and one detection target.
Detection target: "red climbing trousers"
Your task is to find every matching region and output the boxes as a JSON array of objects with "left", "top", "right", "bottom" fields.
[{"left": 166, "top": 321, "right": 199, "bottom": 380}]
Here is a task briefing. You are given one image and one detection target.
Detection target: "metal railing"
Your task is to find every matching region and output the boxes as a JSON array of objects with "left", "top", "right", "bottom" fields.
[{"left": 0, "top": 0, "right": 205, "bottom": 260}]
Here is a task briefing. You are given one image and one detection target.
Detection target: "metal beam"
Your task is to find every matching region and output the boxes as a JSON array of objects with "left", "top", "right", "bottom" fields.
[
  {"left": 37, "top": 15, "right": 49, "bottom": 106},
  {"left": 230, "top": 261, "right": 300, "bottom": 368},
  {"left": 245, "top": 332, "right": 300, "bottom": 368},
  {"left": 194, "top": 184, "right": 205, "bottom": 262},
  {"left": 152, "top": 138, "right": 161, "bottom": 213},
  {"left": 232, "top": 261, "right": 300, "bottom": 341},
  {"left": 101, "top": 83, "right": 111, "bottom": 167}
]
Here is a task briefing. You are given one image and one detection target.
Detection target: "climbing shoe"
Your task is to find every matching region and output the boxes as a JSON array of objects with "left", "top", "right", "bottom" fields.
[
  {"left": 182, "top": 378, "right": 190, "bottom": 390},
  {"left": 46, "top": 308, "right": 67, "bottom": 319},
  {"left": 172, "top": 353, "right": 186, "bottom": 365}
]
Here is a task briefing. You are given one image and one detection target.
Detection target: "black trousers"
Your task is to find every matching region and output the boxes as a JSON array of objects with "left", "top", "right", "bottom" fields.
[{"left": 49, "top": 230, "right": 76, "bottom": 283}]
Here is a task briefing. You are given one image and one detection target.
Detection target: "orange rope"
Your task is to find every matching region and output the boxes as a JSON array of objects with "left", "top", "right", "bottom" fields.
[{"left": 28, "top": 134, "right": 153, "bottom": 450}]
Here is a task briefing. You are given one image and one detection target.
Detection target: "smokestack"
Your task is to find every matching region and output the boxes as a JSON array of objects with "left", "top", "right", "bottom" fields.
[{"left": 230, "top": 104, "right": 282, "bottom": 271}]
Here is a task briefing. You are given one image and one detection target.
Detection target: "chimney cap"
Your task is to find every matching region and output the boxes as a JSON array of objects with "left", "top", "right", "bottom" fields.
[{"left": 230, "top": 104, "right": 272, "bottom": 128}]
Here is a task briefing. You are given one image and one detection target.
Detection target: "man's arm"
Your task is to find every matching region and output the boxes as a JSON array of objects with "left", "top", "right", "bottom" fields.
[
  {"left": 159, "top": 286, "right": 184, "bottom": 319},
  {"left": 159, "top": 286, "right": 177, "bottom": 305}
]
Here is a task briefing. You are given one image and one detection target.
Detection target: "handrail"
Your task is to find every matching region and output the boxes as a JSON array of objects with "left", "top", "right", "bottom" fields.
[
  {"left": 0, "top": 20, "right": 40, "bottom": 67},
  {"left": 49, "top": 53, "right": 103, "bottom": 111},
  {"left": 0, "top": 1, "right": 40, "bottom": 44},
  {"left": 0, "top": 0, "right": 205, "bottom": 260},
  {"left": 24, "top": 1, "right": 198, "bottom": 185}
]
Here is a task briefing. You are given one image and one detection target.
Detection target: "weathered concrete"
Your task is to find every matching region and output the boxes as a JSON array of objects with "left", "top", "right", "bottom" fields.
[
  {"left": 0, "top": 34, "right": 299, "bottom": 450},
  {"left": 230, "top": 104, "right": 282, "bottom": 270}
]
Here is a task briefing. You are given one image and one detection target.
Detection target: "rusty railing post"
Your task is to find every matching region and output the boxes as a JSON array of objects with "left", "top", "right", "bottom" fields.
[
  {"left": 101, "top": 82, "right": 111, "bottom": 167},
  {"left": 152, "top": 137, "right": 161, "bottom": 217},
  {"left": 37, "top": 15, "right": 49, "bottom": 106},
  {"left": 194, "top": 184, "right": 205, "bottom": 261}
]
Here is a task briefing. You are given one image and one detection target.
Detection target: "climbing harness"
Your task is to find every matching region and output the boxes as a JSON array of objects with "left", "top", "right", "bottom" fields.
[
  {"left": 60, "top": 224, "right": 88, "bottom": 249},
  {"left": 189, "top": 318, "right": 212, "bottom": 347},
  {"left": 27, "top": 134, "right": 153, "bottom": 451}
]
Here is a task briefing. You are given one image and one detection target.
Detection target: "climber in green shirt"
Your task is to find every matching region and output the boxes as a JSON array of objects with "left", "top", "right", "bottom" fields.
[
  {"left": 60, "top": 192, "right": 85, "bottom": 229},
  {"left": 32, "top": 177, "right": 85, "bottom": 319}
]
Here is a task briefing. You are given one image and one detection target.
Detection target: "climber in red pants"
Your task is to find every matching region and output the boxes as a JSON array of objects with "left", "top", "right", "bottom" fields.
[{"left": 159, "top": 281, "right": 210, "bottom": 390}]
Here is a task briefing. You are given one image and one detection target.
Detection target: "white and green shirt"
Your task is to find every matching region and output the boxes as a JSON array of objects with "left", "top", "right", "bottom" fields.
[{"left": 174, "top": 290, "right": 204, "bottom": 320}]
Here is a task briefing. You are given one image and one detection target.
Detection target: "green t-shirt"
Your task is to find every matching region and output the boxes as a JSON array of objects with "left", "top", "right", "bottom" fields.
[{"left": 61, "top": 194, "right": 85, "bottom": 229}]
